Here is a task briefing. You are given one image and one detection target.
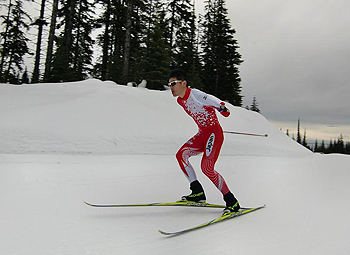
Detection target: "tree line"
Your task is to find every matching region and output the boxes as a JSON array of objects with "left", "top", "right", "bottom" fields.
[
  {"left": 286, "top": 119, "right": 350, "bottom": 155},
  {"left": 0, "top": 0, "right": 243, "bottom": 106}
]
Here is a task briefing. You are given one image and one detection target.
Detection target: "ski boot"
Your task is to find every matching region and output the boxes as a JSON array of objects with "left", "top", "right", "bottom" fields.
[
  {"left": 178, "top": 180, "right": 206, "bottom": 203},
  {"left": 222, "top": 191, "right": 240, "bottom": 216}
]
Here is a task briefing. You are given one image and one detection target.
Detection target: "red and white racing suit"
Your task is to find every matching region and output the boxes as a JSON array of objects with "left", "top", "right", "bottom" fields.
[{"left": 176, "top": 87, "right": 230, "bottom": 195}]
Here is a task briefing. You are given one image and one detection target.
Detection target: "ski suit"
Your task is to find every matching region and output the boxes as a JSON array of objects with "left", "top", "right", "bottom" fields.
[{"left": 176, "top": 87, "right": 230, "bottom": 195}]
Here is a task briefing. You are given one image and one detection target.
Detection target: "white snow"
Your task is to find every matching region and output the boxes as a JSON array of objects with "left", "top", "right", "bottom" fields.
[{"left": 1, "top": 79, "right": 349, "bottom": 255}]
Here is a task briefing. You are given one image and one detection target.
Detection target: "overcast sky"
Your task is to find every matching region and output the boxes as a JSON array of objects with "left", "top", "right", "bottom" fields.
[{"left": 197, "top": 0, "right": 350, "bottom": 142}]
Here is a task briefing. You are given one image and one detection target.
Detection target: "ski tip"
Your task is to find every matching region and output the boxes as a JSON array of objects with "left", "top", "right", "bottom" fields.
[
  {"left": 255, "top": 204, "right": 266, "bottom": 210},
  {"left": 256, "top": 204, "right": 266, "bottom": 209},
  {"left": 84, "top": 201, "right": 93, "bottom": 206},
  {"left": 240, "top": 204, "right": 266, "bottom": 210},
  {"left": 158, "top": 230, "right": 172, "bottom": 236}
]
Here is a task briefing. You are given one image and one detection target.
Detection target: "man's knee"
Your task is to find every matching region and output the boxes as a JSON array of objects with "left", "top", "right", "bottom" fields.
[{"left": 176, "top": 150, "right": 182, "bottom": 163}]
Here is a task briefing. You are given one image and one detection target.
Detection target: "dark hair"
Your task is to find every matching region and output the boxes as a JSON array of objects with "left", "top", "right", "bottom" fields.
[{"left": 168, "top": 69, "right": 188, "bottom": 82}]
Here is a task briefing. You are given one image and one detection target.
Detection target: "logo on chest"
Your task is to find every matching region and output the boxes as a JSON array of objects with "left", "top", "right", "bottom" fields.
[{"left": 205, "top": 133, "right": 215, "bottom": 156}]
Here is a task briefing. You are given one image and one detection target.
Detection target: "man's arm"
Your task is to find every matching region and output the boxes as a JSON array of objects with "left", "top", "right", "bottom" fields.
[
  {"left": 191, "top": 88, "right": 230, "bottom": 117},
  {"left": 191, "top": 88, "right": 221, "bottom": 108}
]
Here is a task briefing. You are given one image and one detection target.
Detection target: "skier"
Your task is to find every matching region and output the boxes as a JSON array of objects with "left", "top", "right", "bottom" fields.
[{"left": 168, "top": 69, "right": 240, "bottom": 215}]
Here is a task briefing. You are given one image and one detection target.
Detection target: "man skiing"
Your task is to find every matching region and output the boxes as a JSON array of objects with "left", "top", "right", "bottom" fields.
[{"left": 168, "top": 69, "right": 240, "bottom": 215}]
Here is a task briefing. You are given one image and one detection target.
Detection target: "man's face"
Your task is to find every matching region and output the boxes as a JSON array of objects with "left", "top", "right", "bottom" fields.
[{"left": 168, "top": 77, "right": 187, "bottom": 97}]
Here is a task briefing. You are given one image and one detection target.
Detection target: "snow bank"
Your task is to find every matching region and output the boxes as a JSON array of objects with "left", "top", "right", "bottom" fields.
[{"left": 0, "top": 79, "right": 310, "bottom": 156}]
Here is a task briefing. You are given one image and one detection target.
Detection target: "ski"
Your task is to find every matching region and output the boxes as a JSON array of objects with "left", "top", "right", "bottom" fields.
[
  {"left": 158, "top": 204, "right": 266, "bottom": 236},
  {"left": 84, "top": 201, "right": 226, "bottom": 209}
]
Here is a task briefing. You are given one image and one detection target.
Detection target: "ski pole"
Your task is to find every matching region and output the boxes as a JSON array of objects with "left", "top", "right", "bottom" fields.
[{"left": 223, "top": 131, "right": 268, "bottom": 137}]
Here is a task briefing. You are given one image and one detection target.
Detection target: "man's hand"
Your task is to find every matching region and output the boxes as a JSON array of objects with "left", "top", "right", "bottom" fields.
[{"left": 218, "top": 102, "right": 230, "bottom": 117}]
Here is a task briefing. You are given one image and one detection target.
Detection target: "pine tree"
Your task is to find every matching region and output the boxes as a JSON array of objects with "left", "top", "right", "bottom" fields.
[
  {"left": 21, "top": 67, "right": 29, "bottom": 84},
  {"left": 201, "top": 0, "right": 243, "bottom": 105},
  {"left": 167, "top": 0, "right": 202, "bottom": 89},
  {"left": 92, "top": 0, "right": 147, "bottom": 83},
  {"left": 0, "top": 0, "right": 32, "bottom": 83},
  {"left": 48, "top": 0, "right": 95, "bottom": 82},
  {"left": 320, "top": 140, "right": 326, "bottom": 153},
  {"left": 314, "top": 139, "right": 318, "bottom": 152},
  {"left": 31, "top": 0, "right": 48, "bottom": 83},
  {"left": 122, "top": 0, "right": 133, "bottom": 83},
  {"left": 250, "top": 95, "right": 260, "bottom": 113},
  {"left": 93, "top": 0, "right": 111, "bottom": 80},
  {"left": 345, "top": 142, "right": 350, "bottom": 155},
  {"left": 334, "top": 134, "right": 344, "bottom": 154},
  {"left": 108, "top": 0, "right": 127, "bottom": 82},
  {"left": 302, "top": 128, "right": 308, "bottom": 148},
  {"left": 43, "top": 0, "right": 59, "bottom": 82},
  {"left": 0, "top": 0, "right": 13, "bottom": 82},
  {"left": 328, "top": 139, "right": 334, "bottom": 153},
  {"left": 49, "top": 0, "right": 76, "bottom": 82},
  {"left": 94, "top": 0, "right": 127, "bottom": 82},
  {"left": 124, "top": 0, "right": 148, "bottom": 84},
  {"left": 167, "top": 0, "right": 190, "bottom": 49},
  {"left": 122, "top": 0, "right": 149, "bottom": 84},
  {"left": 296, "top": 118, "right": 302, "bottom": 144},
  {"left": 140, "top": 0, "right": 171, "bottom": 90},
  {"left": 71, "top": 0, "right": 95, "bottom": 80}
]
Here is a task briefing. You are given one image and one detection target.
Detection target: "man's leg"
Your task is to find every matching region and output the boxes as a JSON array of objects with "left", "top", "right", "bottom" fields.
[
  {"left": 176, "top": 134, "right": 203, "bottom": 183},
  {"left": 200, "top": 128, "right": 230, "bottom": 194},
  {"left": 201, "top": 127, "right": 240, "bottom": 212},
  {"left": 176, "top": 134, "right": 206, "bottom": 202}
]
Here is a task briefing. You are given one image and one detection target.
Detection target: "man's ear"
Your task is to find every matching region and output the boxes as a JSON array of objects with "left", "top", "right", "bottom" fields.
[{"left": 183, "top": 80, "right": 188, "bottom": 87}]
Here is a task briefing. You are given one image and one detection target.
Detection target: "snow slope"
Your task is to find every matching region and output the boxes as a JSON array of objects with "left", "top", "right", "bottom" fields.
[{"left": 1, "top": 80, "right": 349, "bottom": 255}]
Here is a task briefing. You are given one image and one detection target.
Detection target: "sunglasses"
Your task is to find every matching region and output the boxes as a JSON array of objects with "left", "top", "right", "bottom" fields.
[{"left": 168, "top": 80, "right": 182, "bottom": 87}]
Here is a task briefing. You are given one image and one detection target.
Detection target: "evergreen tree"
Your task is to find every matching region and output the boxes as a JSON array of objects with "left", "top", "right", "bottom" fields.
[
  {"left": 345, "top": 142, "right": 350, "bottom": 155},
  {"left": 328, "top": 139, "right": 334, "bottom": 153},
  {"left": 107, "top": 0, "right": 127, "bottom": 82},
  {"left": 122, "top": 0, "right": 148, "bottom": 84},
  {"left": 71, "top": 0, "right": 95, "bottom": 80},
  {"left": 21, "top": 67, "right": 29, "bottom": 83},
  {"left": 140, "top": 0, "right": 171, "bottom": 90},
  {"left": 93, "top": 0, "right": 110, "bottom": 80},
  {"left": 302, "top": 128, "right": 308, "bottom": 148},
  {"left": 167, "top": 0, "right": 203, "bottom": 89},
  {"left": 201, "top": 0, "right": 243, "bottom": 105},
  {"left": 296, "top": 118, "right": 302, "bottom": 144},
  {"left": 334, "top": 134, "right": 344, "bottom": 154},
  {"left": 122, "top": 0, "right": 133, "bottom": 82},
  {"left": 320, "top": 140, "right": 326, "bottom": 153},
  {"left": 43, "top": 0, "right": 59, "bottom": 82},
  {"left": 93, "top": 0, "right": 146, "bottom": 83},
  {"left": 49, "top": 0, "right": 95, "bottom": 82},
  {"left": 49, "top": 0, "right": 76, "bottom": 82},
  {"left": 250, "top": 95, "right": 260, "bottom": 113},
  {"left": 0, "top": 0, "right": 32, "bottom": 83},
  {"left": 314, "top": 139, "right": 318, "bottom": 152},
  {"left": 167, "top": 0, "right": 191, "bottom": 49},
  {"left": 31, "top": 0, "right": 48, "bottom": 83}
]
